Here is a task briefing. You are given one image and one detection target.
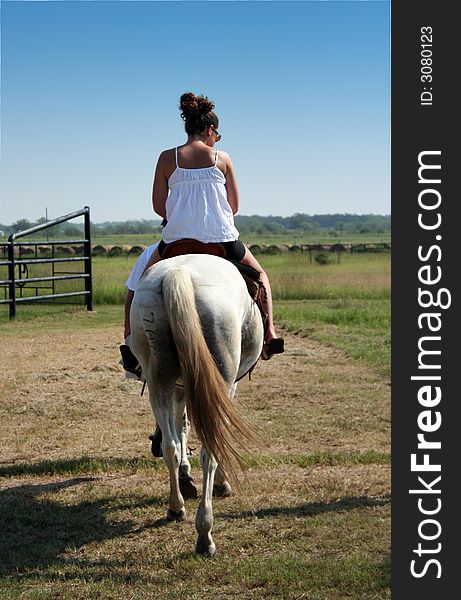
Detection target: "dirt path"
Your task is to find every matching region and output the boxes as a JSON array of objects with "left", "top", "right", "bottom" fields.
[{"left": 0, "top": 326, "right": 390, "bottom": 467}]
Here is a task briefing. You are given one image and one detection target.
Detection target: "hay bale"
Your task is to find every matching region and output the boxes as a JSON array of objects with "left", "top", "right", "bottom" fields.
[
  {"left": 19, "top": 245, "right": 35, "bottom": 256},
  {"left": 56, "top": 245, "right": 75, "bottom": 255},
  {"left": 364, "top": 243, "right": 387, "bottom": 253},
  {"left": 268, "top": 244, "right": 289, "bottom": 253},
  {"left": 72, "top": 245, "right": 85, "bottom": 255},
  {"left": 288, "top": 244, "right": 302, "bottom": 252},
  {"left": 249, "top": 244, "right": 264, "bottom": 255},
  {"left": 108, "top": 244, "right": 131, "bottom": 257},
  {"left": 92, "top": 244, "right": 110, "bottom": 256},
  {"left": 129, "top": 244, "right": 147, "bottom": 255}
]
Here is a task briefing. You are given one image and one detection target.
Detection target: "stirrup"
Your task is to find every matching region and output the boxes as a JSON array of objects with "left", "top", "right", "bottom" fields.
[
  {"left": 119, "top": 344, "right": 143, "bottom": 378},
  {"left": 261, "top": 337, "right": 285, "bottom": 361}
]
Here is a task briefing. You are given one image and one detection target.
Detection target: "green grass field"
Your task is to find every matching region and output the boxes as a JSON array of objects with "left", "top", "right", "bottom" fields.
[{"left": 1, "top": 252, "right": 390, "bottom": 377}]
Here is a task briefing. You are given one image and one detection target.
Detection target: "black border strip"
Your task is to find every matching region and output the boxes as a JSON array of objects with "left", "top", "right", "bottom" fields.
[{"left": 391, "top": 1, "right": 457, "bottom": 596}]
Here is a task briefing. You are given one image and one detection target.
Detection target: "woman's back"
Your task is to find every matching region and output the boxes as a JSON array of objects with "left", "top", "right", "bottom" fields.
[
  {"left": 162, "top": 145, "right": 239, "bottom": 244},
  {"left": 176, "top": 143, "right": 220, "bottom": 170},
  {"left": 159, "top": 143, "right": 228, "bottom": 179},
  {"left": 146, "top": 91, "right": 283, "bottom": 357}
]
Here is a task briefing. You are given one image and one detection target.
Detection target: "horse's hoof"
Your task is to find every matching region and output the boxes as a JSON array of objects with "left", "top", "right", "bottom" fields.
[
  {"left": 167, "top": 507, "right": 186, "bottom": 522},
  {"left": 213, "top": 482, "right": 233, "bottom": 498},
  {"left": 196, "top": 536, "right": 216, "bottom": 557},
  {"left": 179, "top": 475, "right": 198, "bottom": 499}
]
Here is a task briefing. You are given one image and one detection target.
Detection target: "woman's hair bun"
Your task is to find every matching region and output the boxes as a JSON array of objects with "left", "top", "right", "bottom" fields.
[{"left": 180, "top": 92, "right": 215, "bottom": 120}]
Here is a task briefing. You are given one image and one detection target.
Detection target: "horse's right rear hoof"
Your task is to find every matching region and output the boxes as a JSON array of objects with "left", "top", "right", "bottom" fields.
[
  {"left": 179, "top": 475, "right": 198, "bottom": 499},
  {"left": 196, "top": 535, "right": 216, "bottom": 557},
  {"left": 213, "top": 482, "right": 233, "bottom": 497},
  {"left": 167, "top": 507, "right": 186, "bottom": 522}
]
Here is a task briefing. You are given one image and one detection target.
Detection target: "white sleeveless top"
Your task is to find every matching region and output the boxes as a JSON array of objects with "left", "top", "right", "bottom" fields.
[{"left": 162, "top": 148, "right": 240, "bottom": 244}]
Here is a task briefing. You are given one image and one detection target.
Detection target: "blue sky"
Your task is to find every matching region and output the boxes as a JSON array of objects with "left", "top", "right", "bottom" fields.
[{"left": 1, "top": 0, "right": 390, "bottom": 224}]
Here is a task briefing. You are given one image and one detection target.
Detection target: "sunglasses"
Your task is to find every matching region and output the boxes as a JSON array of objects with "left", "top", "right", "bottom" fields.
[{"left": 213, "top": 128, "right": 222, "bottom": 142}]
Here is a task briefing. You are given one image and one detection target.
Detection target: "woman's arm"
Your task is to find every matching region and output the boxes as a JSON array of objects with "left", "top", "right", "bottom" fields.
[
  {"left": 223, "top": 153, "right": 240, "bottom": 215},
  {"left": 152, "top": 151, "right": 170, "bottom": 219}
]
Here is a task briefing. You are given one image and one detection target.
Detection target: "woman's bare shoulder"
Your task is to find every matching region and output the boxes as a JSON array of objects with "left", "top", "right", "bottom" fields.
[
  {"left": 216, "top": 150, "right": 237, "bottom": 179},
  {"left": 157, "top": 148, "right": 177, "bottom": 175},
  {"left": 158, "top": 148, "right": 176, "bottom": 162},
  {"left": 218, "top": 149, "right": 235, "bottom": 170},
  {"left": 218, "top": 149, "right": 233, "bottom": 165}
]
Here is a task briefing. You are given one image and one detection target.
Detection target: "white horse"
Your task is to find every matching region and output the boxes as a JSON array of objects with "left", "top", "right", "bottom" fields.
[{"left": 130, "top": 254, "right": 263, "bottom": 556}]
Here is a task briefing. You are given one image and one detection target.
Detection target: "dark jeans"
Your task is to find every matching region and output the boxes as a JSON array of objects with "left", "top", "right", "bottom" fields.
[{"left": 158, "top": 239, "right": 246, "bottom": 262}]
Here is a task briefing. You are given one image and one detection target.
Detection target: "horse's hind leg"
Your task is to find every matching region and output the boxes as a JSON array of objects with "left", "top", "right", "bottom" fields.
[
  {"left": 195, "top": 446, "right": 218, "bottom": 557},
  {"left": 151, "top": 387, "right": 186, "bottom": 522},
  {"left": 163, "top": 416, "right": 186, "bottom": 521},
  {"left": 174, "top": 388, "right": 197, "bottom": 499},
  {"left": 213, "top": 383, "right": 236, "bottom": 498}
]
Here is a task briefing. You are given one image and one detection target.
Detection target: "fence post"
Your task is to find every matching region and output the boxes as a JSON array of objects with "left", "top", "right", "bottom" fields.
[
  {"left": 83, "top": 206, "right": 93, "bottom": 311},
  {"left": 8, "top": 240, "right": 16, "bottom": 319}
]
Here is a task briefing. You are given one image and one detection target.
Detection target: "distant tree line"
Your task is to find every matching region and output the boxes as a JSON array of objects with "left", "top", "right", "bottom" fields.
[
  {"left": 234, "top": 213, "right": 390, "bottom": 235},
  {"left": 1, "top": 213, "right": 390, "bottom": 238},
  {"left": 0, "top": 218, "right": 162, "bottom": 239},
  {"left": 0, "top": 217, "right": 87, "bottom": 239}
]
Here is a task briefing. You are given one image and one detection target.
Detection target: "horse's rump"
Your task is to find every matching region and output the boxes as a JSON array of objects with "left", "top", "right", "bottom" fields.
[{"left": 131, "top": 255, "right": 263, "bottom": 482}]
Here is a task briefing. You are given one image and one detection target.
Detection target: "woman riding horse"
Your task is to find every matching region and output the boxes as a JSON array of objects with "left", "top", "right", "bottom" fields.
[{"left": 142, "top": 92, "right": 284, "bottom": 359}]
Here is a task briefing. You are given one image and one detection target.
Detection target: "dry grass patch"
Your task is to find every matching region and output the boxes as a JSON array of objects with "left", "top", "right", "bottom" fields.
[{"left": 0, "top": 465, "right": 390, "bottom": 599}]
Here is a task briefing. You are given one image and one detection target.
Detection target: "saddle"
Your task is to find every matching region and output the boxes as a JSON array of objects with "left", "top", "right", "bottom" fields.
[
  {"left": 163, "top": 239, "right": 226, "bottom": 259},
  {"left": 162, "top": 239, "right": 269, "bottom": 335}
]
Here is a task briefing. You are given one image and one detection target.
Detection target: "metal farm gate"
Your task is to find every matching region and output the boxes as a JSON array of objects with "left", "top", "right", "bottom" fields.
[{"left": 0, "top": 207, "right": 93, "bottom": 319}]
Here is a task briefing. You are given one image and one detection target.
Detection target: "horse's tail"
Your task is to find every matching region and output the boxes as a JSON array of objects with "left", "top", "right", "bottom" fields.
[{"left": 162, "top": 266, "right": 257, "bottom": 486}]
